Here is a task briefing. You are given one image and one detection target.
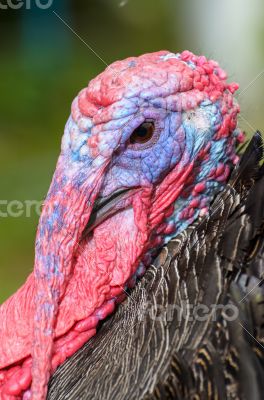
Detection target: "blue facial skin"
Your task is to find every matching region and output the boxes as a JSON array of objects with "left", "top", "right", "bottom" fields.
[
  {"left": 99, "top": 100, "right": 228, "bottom": 193},
  {"left": 99, "top": 99, "right": 238, "bottom": 245},
  {"left": 62, "top": 95, "right": 237, "bottom": 244}
]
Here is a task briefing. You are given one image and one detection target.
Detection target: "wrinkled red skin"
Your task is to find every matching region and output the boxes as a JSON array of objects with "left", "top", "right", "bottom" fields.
[
  {"left": 0, "top": 167, "right": 192, "bottom": 400},
  {"left": 0, "top": 50, "right": 241, "bottom": 399},
  {"left": 0, "top": 161, "right": 194, "bottom": 395}
]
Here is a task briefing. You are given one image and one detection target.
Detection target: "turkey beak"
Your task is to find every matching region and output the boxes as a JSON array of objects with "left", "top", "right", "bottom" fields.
[{"left": 82, "top": 187, "right": 140, "bottom": 239}]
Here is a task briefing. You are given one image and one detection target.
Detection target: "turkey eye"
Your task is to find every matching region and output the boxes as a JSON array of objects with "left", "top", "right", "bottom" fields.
[{"left": 130, "top": 121, "right": 155, "bottom": 144}]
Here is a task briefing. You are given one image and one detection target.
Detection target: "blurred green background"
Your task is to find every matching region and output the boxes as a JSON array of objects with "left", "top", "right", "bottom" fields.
[{"left": 0, "top": 0, "right": 264, "bottom": 303}]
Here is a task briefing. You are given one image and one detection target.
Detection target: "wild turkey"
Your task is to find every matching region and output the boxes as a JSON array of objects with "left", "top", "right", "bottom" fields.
[{"left": 0, "top": 50, "right": 263, "bottom": 400}]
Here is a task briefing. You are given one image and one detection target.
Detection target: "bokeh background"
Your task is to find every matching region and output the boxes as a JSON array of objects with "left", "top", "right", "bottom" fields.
[{"left": 0, "top": 0, "right": 264, "bottom": 302}]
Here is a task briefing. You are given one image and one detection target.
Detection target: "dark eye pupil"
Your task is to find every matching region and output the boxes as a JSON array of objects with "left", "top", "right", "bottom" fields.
[{"left": 130, "top": 121, "right": 155, "bottom": 144}]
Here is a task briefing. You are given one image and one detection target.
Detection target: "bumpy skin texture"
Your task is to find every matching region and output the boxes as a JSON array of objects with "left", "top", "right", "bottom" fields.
[{"left": 0, "top": 50, "right": 242, "bottom": 400}]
